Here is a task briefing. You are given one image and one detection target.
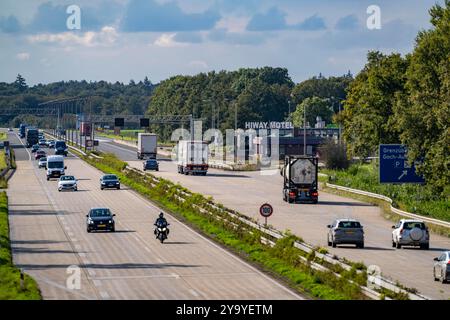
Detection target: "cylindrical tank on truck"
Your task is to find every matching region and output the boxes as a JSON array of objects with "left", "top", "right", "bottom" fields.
[{"left": 282, "top": 155, "right": 319, "bottom": 204}]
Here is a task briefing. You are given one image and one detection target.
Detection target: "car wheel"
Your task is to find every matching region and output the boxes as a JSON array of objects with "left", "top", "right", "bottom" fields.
[
  {"left": 420, "top": 243, "right": 429, "bottom": 250},
  {"left": 433, "top": 268, "right": 439, "bottom": 281},
  {"left": 332, "top": 240, "right": 337, "bottom": 248},
  {"left": 101, "top": 187, "right": 104, "bottom": 190},
  {"left": 392, "top": 240, "right": 396, "bottom": 248},
  {"left": 396, "top": 241, "right": 401, "bottom": 249},
  {"left": 111, "top": 227, "right": 115, "bottom": 232},
  {"left": 58, "top": 188, "right": 61, "bottom": 192},
  {"left": 357, "top": 242, "right": 364, "bottom": 249},
  {"left": 117, "top": 186, "right": 120, "bottom": 190},
  {"left": 87, "top": 228, "right": 91, "bottom": 233},
  {"left": 327, "top": 237, "right": 332, "bottom": 247},
  {"left": 47, "top": 177, "right": 50, "bottom": 181},
  {"left": 441, "top": 271, "right": 447, "bottom": 284}
]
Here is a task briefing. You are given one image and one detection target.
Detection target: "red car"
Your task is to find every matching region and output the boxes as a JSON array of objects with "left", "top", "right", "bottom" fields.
[{"left": 35, "top": 150, "right": 46, "bottom": 160}]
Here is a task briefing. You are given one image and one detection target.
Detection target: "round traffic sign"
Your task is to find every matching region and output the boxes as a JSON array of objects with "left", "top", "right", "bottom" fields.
[{"left": 259, "top": 203, "right": 273, "bottom": 218}]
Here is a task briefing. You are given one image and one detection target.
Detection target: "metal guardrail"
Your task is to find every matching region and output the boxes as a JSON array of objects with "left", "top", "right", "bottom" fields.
[
  {"left": 122, "top": 164, "right": 428, "bottom": 300},
  {"left": 325, "top": 183, "right": 450, "bottom": 229}
]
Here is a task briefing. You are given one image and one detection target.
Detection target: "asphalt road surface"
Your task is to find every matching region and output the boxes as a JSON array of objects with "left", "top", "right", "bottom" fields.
[
  {"left": 96, "top": 137, "right": 450, "bottom": 300},
  {"left": 5, "top": 130, "right": 302, "bottom": 300}
]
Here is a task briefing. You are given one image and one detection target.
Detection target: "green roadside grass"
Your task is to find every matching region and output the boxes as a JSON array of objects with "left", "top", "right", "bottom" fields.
[
  {"left": 322, "top": 164, "right": 450, "bottom": 223},
  {"left": 0, "top": 192, "right": 41, "bottom": 299},
  {"left": 81, "top": 152, "right": 370, "bottom": 300}
]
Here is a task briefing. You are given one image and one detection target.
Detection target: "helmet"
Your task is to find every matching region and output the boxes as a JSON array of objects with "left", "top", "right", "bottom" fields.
[{"left": 159, "top": 212, "right": 164, "bottom": 218}]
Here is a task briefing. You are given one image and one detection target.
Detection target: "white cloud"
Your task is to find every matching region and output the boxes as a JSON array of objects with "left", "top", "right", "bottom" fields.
[
  {"left": 215, "top": 16, "right": 250, "bottom": 33},
  {"left": 27, "top": 26, "right": 118, "bottom": 47},
  {"left": 153, "top": 33, "right": 187, "bottom": 47},
  {"left": 16, "top": 52, "right": 30, "bottom": 60}
]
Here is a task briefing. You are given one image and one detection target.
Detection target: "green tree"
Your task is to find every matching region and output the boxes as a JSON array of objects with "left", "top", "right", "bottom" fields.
[
  {"left": 394, "top": 1, "right": 450, "bottom": 192},
  {"left": 291, "top": 97, "right": 334, "bottom": 127},
  {"left": 341, "top": 52, "right": 408, "bottom": 158},
  {"left": 14, "top": 74, "right": 27, "bottom": 92}
]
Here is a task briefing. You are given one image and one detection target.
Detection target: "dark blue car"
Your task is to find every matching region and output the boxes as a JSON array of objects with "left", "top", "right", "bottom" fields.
[
  {"left": 100, "top": 174, "right": 121, "bottom": 190},
  {"left": 143, "top": 159, "right": 159, "bottom": 171}
]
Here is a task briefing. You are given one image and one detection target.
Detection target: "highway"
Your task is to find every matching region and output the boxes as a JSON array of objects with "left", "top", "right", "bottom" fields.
[
  {"left": 5, "top": 130, "right": 302, "bottom": 300},
  {"left": 96, "top": 137, "right": 450, "bottom": 299}
]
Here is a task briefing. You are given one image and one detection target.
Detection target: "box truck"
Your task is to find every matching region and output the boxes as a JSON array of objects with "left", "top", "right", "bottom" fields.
[
  {"left": 137, "top": 133, "right": 157, "bottom": 159},
  {"left": 177, "top": 140, "right": 209, "bottom": 176},
  {"left": 282, "top": 156, "right": 319, "bottom": 204}
]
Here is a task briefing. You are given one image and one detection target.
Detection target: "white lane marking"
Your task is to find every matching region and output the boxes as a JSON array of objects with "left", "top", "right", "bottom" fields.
[
  {"left": 79, "top": 252, "right": 86, "bottom": 258},
  {"left": 71, "top": 238, "right": 78, "bottom": 242},
  {"left": 14, "top": 133, "right": 31, "bottom": 161},
  {"left": 30, "top": 273, "right": 95, "bottom": 300},
  {"left": 170, "top": 273, "right": 180, "bottom": 279},
  {"left": 144, "top": 247, "right": 151, "bottom": 253},
  {"left": 99, "top": 291, "right": 110, "bottom": 299}
]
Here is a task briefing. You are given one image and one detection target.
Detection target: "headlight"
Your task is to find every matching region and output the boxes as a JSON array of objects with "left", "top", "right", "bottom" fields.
[
  {"left": 108, "top": 220, "right": 112, "bottom": 223},
  {"left": 116, "top": 182, "right": 119, "bottom": 184},
  {"left": 88, "top": 219, "right": 94, "bottom": 224},
  {"left": 101, "top": 182, "right": 105, "bottom": 185},
  {"left": 162, "top": 228, "right": 167, "bottom": 231}
]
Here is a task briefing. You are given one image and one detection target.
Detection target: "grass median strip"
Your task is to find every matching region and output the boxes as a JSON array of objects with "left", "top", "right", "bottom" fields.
[
  {"left": 0, "top": 192, "right": 41, "bottom": 300},
  {"left": 81, "top": 152, "right": 372, "bottom": 300}
]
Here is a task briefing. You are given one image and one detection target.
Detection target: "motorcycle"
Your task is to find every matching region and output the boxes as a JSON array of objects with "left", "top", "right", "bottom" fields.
[{"left": 154, "top": 222, "right": 170, "bottom": 243}]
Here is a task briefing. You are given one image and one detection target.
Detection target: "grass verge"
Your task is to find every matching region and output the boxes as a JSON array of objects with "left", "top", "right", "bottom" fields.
[
  {"left": 0, "top": 192, "right": 41, "bottom": 299},
  {"left": 81, "top": 152, "right": 372, "bottom": 300},
  {"left": 322, "top": 164, "right": 449, "bottom": 223}
]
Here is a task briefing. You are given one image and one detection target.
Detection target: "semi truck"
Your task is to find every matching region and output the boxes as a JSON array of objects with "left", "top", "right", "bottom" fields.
[
  {"left": 137, "top": 133, "right": 157, "bottom": 159},
  {"left": 19, "top": 124, "right": 27, "bottom": 138},
  {"left": 282, "top": 155, "right": 319, "bottom": 204},
  {"left": 177, "top": 140, "right": 209, "bottom": 176},
  {"left": 25, "top": 127, "right": 39, "bottom": 147}
]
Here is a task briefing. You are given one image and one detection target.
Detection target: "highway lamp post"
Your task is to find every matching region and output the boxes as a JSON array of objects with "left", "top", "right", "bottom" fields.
[{"left": 303, "top": 104, "right": 307, "bottom": 155}]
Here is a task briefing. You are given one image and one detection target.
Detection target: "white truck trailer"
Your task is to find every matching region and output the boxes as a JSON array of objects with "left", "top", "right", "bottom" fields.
[
  {"left": 137, "top": 133, "right": 157, "bottom": 159},
  {"left": 177, "top": 140, "right": 209, "bottom": 176}
]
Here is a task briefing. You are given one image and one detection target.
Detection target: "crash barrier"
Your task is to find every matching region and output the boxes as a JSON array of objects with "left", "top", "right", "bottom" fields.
[
  {"left": 324, "top": 182, "right": 450, "bottom": 230},
  {"left": 124, "top": 165, "right": 429, "bottom": 300}
]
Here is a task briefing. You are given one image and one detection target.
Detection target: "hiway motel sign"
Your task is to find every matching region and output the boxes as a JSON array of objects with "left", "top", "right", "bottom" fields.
[{"left": 379, "top": 144, "right": 425, "bottom": 184}]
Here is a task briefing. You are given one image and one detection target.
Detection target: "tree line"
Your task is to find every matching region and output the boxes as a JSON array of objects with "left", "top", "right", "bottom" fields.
[{"left": 340, "top": 1, "right": 449, "bottom": 193}]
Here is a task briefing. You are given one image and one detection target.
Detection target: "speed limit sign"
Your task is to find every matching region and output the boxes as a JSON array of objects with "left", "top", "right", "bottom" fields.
[{"left": 260, "top": 203, "right": 273, "bottom": 226}]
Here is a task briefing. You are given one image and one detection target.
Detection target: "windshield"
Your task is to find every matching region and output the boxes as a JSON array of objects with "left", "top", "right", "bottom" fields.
[
  {"left": 60, "top": 176, "right": 75, "bottom": 181},
  {"left": 103, "top": 175, "right": 118, "bottom": 180},
  {"left": 90, "top": 209, "right": 111, "bottom": 217},
  {"left": 55, "top": 141, "right": 66, "bottom": 149},
  {"left": 403, "top": 222, "right": 426, "bottom": 230},
  {"left": 147, "top": 160, "right": 157, "bottom": 164},
  {"left": 338, "top": 221, "right": 361, "bottom": 228},
  {"left": 40, "top": 157, "right": 47, "bottom": 162},
  {"left": 48, "top": 161, "right": 64, "bottom": 169}
]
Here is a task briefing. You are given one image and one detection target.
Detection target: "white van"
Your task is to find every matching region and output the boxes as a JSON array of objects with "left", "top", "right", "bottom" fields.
[{"left": 46, "top": 155, "right": 66, "bottom": 180}]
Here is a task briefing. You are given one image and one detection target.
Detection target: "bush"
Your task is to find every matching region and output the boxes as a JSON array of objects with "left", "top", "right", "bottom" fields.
[{"left": 320, "top": 140, "right": 350, "bottom": 170}]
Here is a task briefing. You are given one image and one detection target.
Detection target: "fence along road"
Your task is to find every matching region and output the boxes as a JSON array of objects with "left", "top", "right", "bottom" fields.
[
  {"left": 6, "top": 130, "right": 302, "bottom": 300},
  {"left": 96, "top": 138, "right": 450, "bottom": 300}
]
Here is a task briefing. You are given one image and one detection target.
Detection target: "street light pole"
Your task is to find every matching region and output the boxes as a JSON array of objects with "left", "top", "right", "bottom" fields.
[
  {"left": 338, "top": 101, "right": 342, "bottom": 145},
  {"left": 303, "top": 104, "right": 307, "bottom": 155}
]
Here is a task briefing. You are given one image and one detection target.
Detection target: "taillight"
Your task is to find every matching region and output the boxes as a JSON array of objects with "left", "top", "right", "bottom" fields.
[
  {"left": 400, "top": 229, "right": 404, "bottom": 234},
  {"left": 289, "top": 192, "right": 296, "bottom": 198},
  {"left": 312, "top": 192, "right": 318, "bottom": 197}
]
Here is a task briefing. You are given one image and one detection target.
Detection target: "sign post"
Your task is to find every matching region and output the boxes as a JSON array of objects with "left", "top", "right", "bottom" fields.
[
  {"left": 379, "top": 144, "right": 425, "bottom": 184},
  {"left": 259, "top": 203, "right": 273, "bottom": 227}
]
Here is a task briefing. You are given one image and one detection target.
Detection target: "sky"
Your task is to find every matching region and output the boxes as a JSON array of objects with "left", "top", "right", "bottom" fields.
[{"left": 0, "top": 0, "right": 444, "bottom": 85}]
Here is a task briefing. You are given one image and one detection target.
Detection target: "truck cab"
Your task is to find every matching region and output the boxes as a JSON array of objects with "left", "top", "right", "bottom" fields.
[
  {"left": 282, "top": 156, "right": 319, "bottom": 204},
  {"left": 46, "top": 155, "right": 66, "bottom": 180}
]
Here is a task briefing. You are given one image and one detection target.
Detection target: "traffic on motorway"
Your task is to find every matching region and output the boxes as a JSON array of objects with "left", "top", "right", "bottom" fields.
[{"left": 18, "top": 126, "right": 450, "bottom": 287}]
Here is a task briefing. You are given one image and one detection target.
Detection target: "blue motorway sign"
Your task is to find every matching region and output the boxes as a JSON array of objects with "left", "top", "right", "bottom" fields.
[{"left": 379, "top": 145, "right": 425, "bottom": 184}]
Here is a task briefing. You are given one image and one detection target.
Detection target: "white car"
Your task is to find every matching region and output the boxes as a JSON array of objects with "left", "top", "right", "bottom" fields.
[
  {"left": 392, "top": 219, "right": 429, "bottom": 249},
  {"left": 58, "top": 175, "right": 78, "bottom": 192}
]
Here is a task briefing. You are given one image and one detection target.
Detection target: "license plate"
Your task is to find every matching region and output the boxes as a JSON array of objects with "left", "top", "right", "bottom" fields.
[
  {"left": 346, "top": 231, "right": 354, "bottom": 234},
  {"left": 98, "top": 224, "right": 106, "bottom": 228}
]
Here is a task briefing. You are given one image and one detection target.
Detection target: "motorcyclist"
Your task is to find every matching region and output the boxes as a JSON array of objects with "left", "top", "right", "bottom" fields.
[{"left": 154, "top": 212, "right": 169, "bottom": 237}]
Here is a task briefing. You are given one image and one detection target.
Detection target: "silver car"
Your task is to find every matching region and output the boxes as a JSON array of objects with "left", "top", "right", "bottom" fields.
[
  {"left": 433, "top": 251, "right": 450, "bottom": 283},
  {"left": 327, "top": 219, "right": 364, "bottom": 248},
  {"left": 392, "top": 219, "right": 429, "bottom": 249},
  {"left": 38, "top": 157, "right": 47, "bottom": 169}
]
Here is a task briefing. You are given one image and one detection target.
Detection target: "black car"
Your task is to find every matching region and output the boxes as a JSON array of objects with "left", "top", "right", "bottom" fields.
[
  {"left": 31, "top": 144, "right": 40, "bottom": 153},
  {"left": 143, "top": 159, "right": 159, "bottom": 171},
  {"left": 86, "top": 208, "right": 115, "bottom": 232},
  {"left": 100, "top": 174, "right": 120, "bottom": 190}
]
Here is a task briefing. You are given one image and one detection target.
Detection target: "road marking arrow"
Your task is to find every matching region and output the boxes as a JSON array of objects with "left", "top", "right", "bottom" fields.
[{"left": 398, "top": 170, "right": 408, "bottom": 180}]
